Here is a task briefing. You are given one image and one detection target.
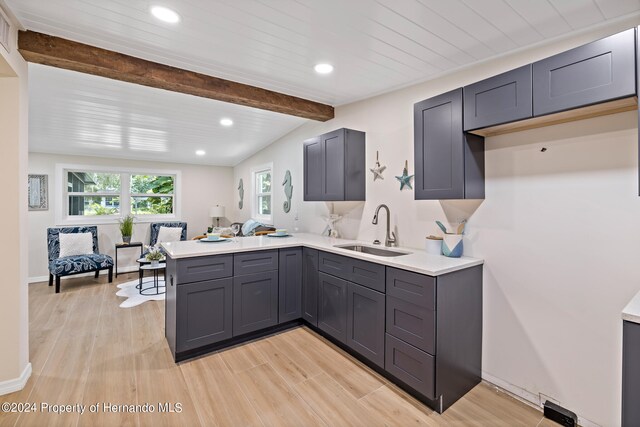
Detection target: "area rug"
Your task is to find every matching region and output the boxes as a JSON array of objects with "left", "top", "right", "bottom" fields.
[{"left": 116, "top": 279, "right": 165, "bottom": 308}]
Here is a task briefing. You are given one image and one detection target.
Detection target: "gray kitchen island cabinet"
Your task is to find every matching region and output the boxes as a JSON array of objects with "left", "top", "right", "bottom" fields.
[
  {"left": 303, "top": 128, "right": 366, "bottom": 201},
  {"left": 414, "top": 88, "right": 485, "bottom": 200},
  {"left": 233, "top": 270, "right": 279, "bottom": 336},
  {"left": 176, "top": 278, "right": 233, "bottom": 352}
]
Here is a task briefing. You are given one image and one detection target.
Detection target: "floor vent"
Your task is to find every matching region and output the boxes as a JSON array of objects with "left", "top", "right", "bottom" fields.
[
  {"left": 0, "top": 11, "right": 10, "bottom": 53},
  {"left": 543, "top": 400, "right": 577, "bottom": 427}
]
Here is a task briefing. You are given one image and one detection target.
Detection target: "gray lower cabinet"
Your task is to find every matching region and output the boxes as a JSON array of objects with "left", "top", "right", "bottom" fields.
[
  {"left": 414, "top": 88, "right": 484, "bottom": 200},
  {"left": 233, "top": 271, "right": 279, "bottom": 336},
  {"left": 385, "top": 334, "right": 435, "bottom": 399},
  {"left": 303, "top": 128, "right": 366, "bottom": 201},
  {"left": 279, "top": 247, "right": 302, "bottom": 323},
  {"left": 533, "top": 28, "right": 636, "bottom": 116},
  {"left": 318, "top": 272, "right": 348, "bottom": 343},
  {"left": 463, "top": 65, "right": 532, "bottom": 131},
  {"left": 346, "top": 282, "right": 385, "bottom": 368},
  {"left": 622, "top": 320, "right": 640, "bottom": 426},
  {"left": 176, "top": 278, "right": 233, "bottom": 352},
  {"left": 384, "top": 265, "right": 482, "bottom": 412},
  {"left": 302, "top": 248, "right": 319, "bottom": 326}
]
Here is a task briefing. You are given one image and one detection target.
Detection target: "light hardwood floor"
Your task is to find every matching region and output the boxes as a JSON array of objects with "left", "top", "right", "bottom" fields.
[{"left": 0, "top": 274, "right": 554, "bottom": 426}]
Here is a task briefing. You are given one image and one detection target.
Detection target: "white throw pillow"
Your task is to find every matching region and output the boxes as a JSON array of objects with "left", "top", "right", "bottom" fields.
[
  {"left": 156, "top": 226, "right": 183, "bottom": 244},
  {"left": 58, "top": 232, "right": 93, "bottom": 258}
]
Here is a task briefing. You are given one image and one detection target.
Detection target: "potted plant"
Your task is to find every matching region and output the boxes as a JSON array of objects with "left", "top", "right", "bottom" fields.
[
  {"left": 145, "top": 245, "right": 164, "bottom": 266},
  {"left": 119, "top": 214, "right": 134, "bottom": 244}
]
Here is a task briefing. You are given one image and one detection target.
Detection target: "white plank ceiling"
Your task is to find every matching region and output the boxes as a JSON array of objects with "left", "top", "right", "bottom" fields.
[
  {"left": 8, "top": 0, "right": 640, "bottom": 165},
  {"left": 28, "top": 63, "right": 307, "bottom": 166}
]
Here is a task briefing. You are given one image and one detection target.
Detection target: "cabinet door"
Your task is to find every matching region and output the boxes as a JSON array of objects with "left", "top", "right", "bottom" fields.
[
  {"left": 318, "top": 272, "right": 347, "bottom": 344},
  {"left": 302, "top": 248, "right": 319, "bottom": 326},
  {"left": 279, "top": 247, "right": 302, "bottom": 323},
  {"left": 347, "top": 282, "right": 385, "bottom": 368},
  {"left": 414, "top": 88, "right": 465, "bottom": 200},
  {"left": 233, "top": 271, "right": 278, "bottom": 336},
  {"left": 533, "top": 29, "right": 636, "bottom": 116},
  {"left": 303, "top": 136, "right": 323, "bottom": 201},
  {"left": 176, "top": 278, "right": 233, "bottom": 352},
  {"left": 321, "top": 129, "right": 345, "bottom": 200},
  {"left": 623, "top": 320, "right": 640, "bottom": 426},
  {"left": 463, "top": 65, "right": 532, "bottom": 131}
]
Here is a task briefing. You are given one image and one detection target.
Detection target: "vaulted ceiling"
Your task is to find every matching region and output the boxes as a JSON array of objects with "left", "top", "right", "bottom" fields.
[{"left": 8, "top": 0, "right": 640, "bottom": 165}]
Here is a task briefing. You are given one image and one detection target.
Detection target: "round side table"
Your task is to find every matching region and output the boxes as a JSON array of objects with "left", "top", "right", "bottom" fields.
[{"left": 138, "top": 261, "right": 166, "bottom": 296}]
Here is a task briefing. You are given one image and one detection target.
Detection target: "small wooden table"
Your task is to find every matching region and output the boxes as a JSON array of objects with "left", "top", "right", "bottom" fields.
[{"left": 114, "top": 242, "right": 143, "bottom": 277}]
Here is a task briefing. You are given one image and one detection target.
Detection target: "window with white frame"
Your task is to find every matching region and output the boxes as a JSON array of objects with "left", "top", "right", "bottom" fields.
[
  {"left": 252, "top": 165, "right": 272, "bottom": 224},
  {"left": 57, "top": 164, "right": 179, "bottom": 224}
]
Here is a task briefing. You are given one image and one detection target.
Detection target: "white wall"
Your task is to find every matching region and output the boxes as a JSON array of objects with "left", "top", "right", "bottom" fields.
[
  {"left": 28, "top": 153, "right": 234, "bottom": 280},
  {"left": 0, "top": 0, "right": 30, "bottom": 392},
  {"left": 233, "top": 18, "right": 640, "bottom": 427}
]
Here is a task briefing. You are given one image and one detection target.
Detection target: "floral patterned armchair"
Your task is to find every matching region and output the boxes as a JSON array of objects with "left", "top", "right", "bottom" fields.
[
  {"left": 47, "top": 226, "right": 113, "bottom": 293},
  {"left": 143, "top": 222, "right": 188, "bottom": 256}
]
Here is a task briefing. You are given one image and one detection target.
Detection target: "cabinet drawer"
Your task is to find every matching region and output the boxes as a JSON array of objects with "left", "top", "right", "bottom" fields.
[
  {"left": 176, "top": 254, "right": 233, "bottom": 284},
  {"left": 318, "top": 251, "right": 350, "bottom": 280},
  {"left": 463, "top": 65, "right": 532, "bottom": 131},
  {"left": 385, "top": 334, "right": 435, "bottom": 400},
  {"left": 386, "top": 268, "right": 435, "bottom": 309},
  {"left": 234, "top": 250, "right": 278, "bottom": 275},
  {"left": 319, "top": 251, "right": 385, "bottom": 292},
  {"left": 349, "top": 257, "right": 385, "bottom": 292},
  {"left": 533, "top": 29, "right": 636, "bottom": 116},
  {"left": 386, "top": 296, "right": 435, "bottom": 355}
]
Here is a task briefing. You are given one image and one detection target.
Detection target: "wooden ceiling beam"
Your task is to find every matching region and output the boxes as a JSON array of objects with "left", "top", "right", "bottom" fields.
[{"left": 18, "top": 30, "right": 334, "bottom": 122}]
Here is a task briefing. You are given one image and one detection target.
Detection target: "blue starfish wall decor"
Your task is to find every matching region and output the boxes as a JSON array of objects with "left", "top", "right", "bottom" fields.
[{"left": 395, "top": 160, "right": 414, "bottom": 190}]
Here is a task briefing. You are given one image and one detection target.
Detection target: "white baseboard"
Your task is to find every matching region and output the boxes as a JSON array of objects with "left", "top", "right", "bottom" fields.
[
  {"left": 482, "top": 371, "right": 601, "bottom": 427},
  {"left": 0, "top": 363, "right": 31, "bottom": 396},
  {"left": 28, "top": 265, "right": 140, "bottom": 284}
]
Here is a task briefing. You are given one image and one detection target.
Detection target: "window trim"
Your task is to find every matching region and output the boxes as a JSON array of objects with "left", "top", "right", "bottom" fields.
[
  {"left": 55, "top": 163, "right": 181, "bottom": 226},
  {"left": 251, "top": 163, "right": 273, "bottom": 225}
]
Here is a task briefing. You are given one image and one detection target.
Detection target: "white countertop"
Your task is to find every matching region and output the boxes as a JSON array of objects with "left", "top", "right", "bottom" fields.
[
  {"left": 161, "top": 233, "right": 483, "bottom": 276},
  {"left": 622, "top": 290, "right": 640, "bottom": 324}
]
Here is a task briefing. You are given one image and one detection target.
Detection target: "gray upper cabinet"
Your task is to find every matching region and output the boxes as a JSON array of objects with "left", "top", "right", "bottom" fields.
[
  {"left": 347, "top": 282, "right": 385, "bottom": 368},
  {"left": 414, "top": 88, "right": 485, "bottom": 200},
  {"left": 233, "top": 271, "right": 279, "bottom": 336},
  {"left": 303, "top": 128, "right": 366, "bottom": 201},
  {"left": 278, "top": 247, "right": 302, "bottom": 323},
  {"left": 533, "top": 29, "right": 636, "bottom": 117},
  {"left": 463, "top": 65, "right": 532, "bottom": 131},
  {"left": 318, "top": 272, "right": 348, "bottom": 344},
  {"left": 302, "top": 248, "right": 319, "bottom": 326}
]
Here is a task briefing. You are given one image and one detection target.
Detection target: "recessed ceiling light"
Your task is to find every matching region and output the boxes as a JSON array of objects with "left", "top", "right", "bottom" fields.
[
  {"left": 314, "top": 63, "right": 334, "bottom": 74},
  {"left": 151, "top": 6, "right": 180, "bottom": 23},
  {"left": 195, "top": 150, "right": 206, "bottom": 156},
  {"left": 220, "top": 118, "right": 233, "bottom": 127}
]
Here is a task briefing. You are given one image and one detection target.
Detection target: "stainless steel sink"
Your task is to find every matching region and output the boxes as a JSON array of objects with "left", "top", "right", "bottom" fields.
[{"left": 334, "top": 244, "right": 410, "bottom": 257}]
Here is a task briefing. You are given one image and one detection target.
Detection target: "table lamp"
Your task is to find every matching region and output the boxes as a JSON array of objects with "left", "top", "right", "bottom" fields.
[{"left": 210, "top": 205, "right": 225, "bottom": 228}]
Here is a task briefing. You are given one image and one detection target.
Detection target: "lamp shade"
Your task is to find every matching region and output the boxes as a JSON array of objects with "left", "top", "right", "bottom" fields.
[{"left": 210, "top": 205, "right": 225, "bottom": 218}]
